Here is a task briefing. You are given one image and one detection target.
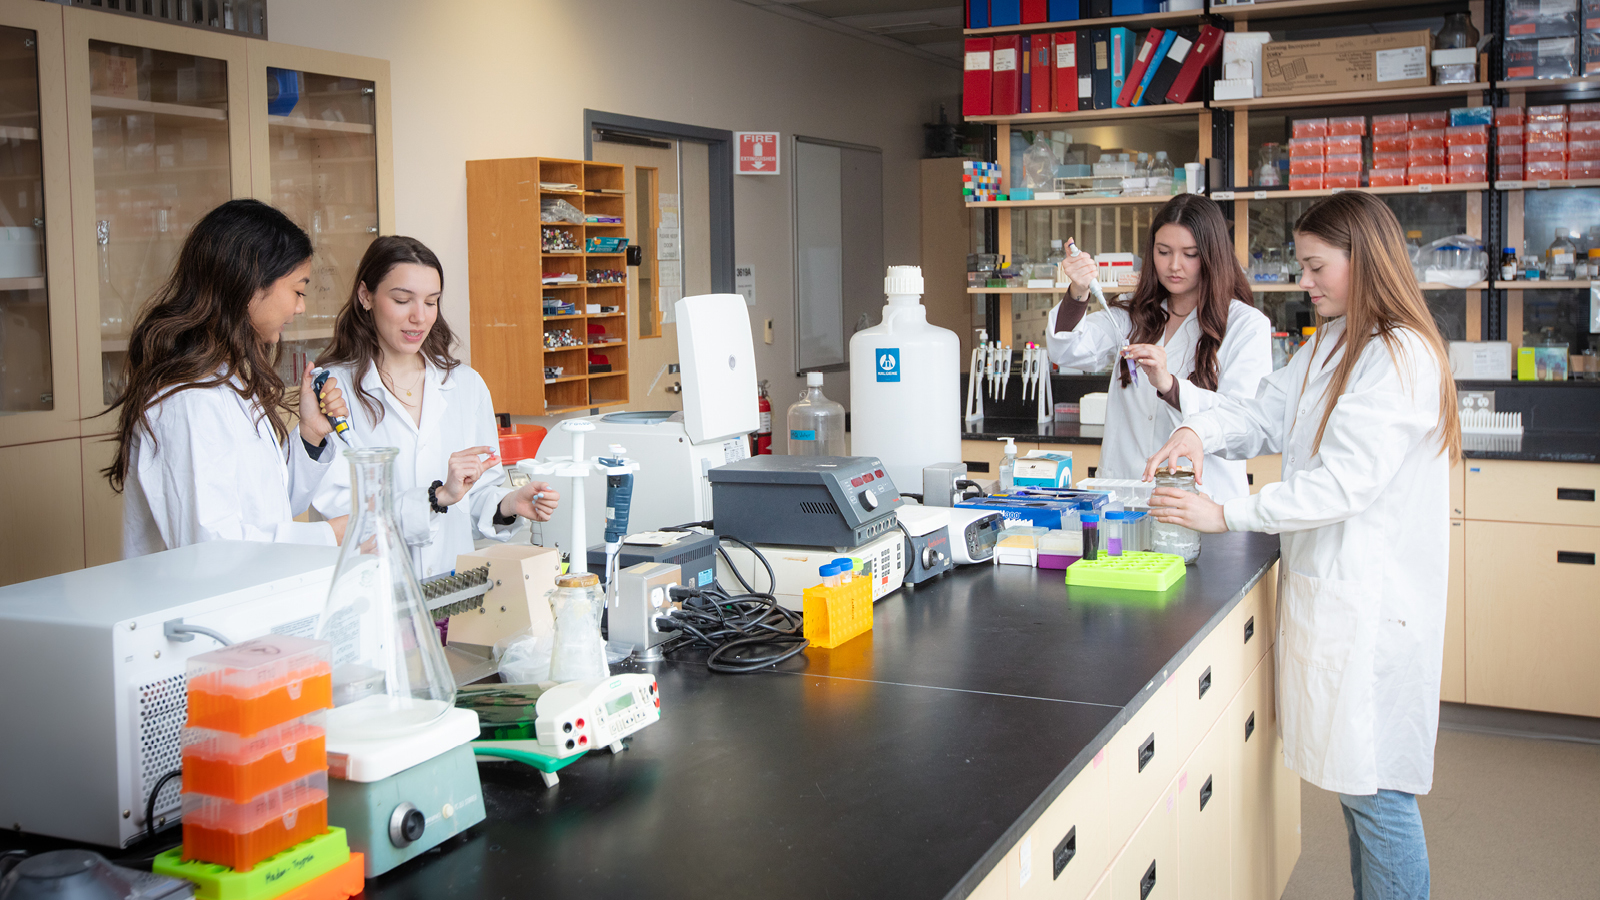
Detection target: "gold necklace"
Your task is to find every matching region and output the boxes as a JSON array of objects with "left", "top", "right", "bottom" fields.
[{"left": 383, "top": 365, "right": 425, "bottom": 399}]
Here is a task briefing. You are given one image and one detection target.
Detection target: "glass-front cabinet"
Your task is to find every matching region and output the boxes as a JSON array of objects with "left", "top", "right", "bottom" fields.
[
  {"left": 0, "top": 1, "right": 75, "bottom": 448},
  {"left": 248, "top": 44, "right": 390, "bottom": 381},
  {"left": 64, "top": 9, "right": 250, "bottom": 421}
]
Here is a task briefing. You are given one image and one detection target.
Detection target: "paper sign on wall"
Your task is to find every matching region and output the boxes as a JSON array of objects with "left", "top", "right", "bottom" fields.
[
  {"left": 735, "top": 264, "right": 755, "bottom": 306},
  {"left": 657, "top": 229, "right": 680, "bottom": 261},
  {"left": 735, "top": 132, "right": 780, "bottom": 175}
]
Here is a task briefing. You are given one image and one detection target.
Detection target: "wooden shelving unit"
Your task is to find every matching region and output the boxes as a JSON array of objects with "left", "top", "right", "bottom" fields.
[
  {"left": 1216, "top": 183, "right": 1489, "bottom": 200},
  {"left": 465, "top": 155, "right": 630, "bottom": 417},
  {"left": 966, "top": 101, "right": 1204, "bottom": 126}
]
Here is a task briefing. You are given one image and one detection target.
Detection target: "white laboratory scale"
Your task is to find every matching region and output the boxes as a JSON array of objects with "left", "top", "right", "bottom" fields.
[{"left": 533, "top": 293, "right": 758, "bottom": 553}]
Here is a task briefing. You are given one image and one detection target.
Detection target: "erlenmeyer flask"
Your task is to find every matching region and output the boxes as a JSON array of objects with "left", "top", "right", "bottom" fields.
[{"left": 316, "top": 447, "right": 455, "bottom": 740}]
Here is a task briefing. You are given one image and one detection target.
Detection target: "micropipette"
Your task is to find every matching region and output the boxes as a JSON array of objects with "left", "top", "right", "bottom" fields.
[
  {"left": 312, "top": 366, "right": 354, "bottom": 444},
  {"left": 1065, "top": 240, "right": 1139, "bottom": 387}
]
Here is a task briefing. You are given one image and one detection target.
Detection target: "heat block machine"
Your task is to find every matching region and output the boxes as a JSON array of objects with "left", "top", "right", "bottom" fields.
[{"left": 708, "top": 455, "right": 903, "bottom": 551}]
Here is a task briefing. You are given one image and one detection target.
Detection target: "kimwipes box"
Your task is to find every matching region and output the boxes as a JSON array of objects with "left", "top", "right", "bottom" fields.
[{"left": 1261, "top": 30, "right": 1433, "bottom": 96}]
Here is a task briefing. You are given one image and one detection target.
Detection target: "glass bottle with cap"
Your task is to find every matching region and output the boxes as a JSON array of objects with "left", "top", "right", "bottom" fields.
[
  {"left": 787, "top": 372, "right": 846, "bottom": 456},
  {"left": 317, "top": 448, "right": 455, "bottom": 740},
  {"left": 549, "top": 572, "right": 609, "bottom": 683},
  {"left": 1150, "top": 466, "right": 1203, "bottom": 563}
]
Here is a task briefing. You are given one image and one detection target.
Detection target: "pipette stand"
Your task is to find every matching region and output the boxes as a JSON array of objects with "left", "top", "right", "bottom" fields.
[{"left": 515, "top": 421, "right": 638, "bottom": 575}]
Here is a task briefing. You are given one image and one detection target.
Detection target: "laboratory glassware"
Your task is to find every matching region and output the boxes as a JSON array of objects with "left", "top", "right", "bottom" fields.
[
  {"left": 1546, "top": 230, "right": 1577, "bottom": 280},
  {"left": 317, "top": 448, "right": 456, "bottom": 740},
  {"left": 1150, "top": 467, "right": 1203, "bottom": 563},
  {"left": 999, "top": 437, "right": 1017, "bottom": 492},
  {"left": 787, "top": 371, "right": 846, "bottom": 456},
  {"left": 549, "top": 573, "right": 610, "bottom": 683}
]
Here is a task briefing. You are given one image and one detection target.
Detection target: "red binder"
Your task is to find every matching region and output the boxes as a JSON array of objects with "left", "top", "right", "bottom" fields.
[
  {"left": 1052, "top": 31, "right": 1078, "bottom": 112},
  {"left": 1022, "top": 0, "right": 1048, "bottom": 22},
  {"left": 992, "top": 35, "right": 1022, "bottom": 116},
  {"left": 1117, "top": 28, "right": 1162, "bottom": 108},
  {"left": 1166, "top": 24, "right": 1224, "bottom": 104},
  {"left": 963, "top": 38, "right": 994, "bottom": 117},
  {"left": 1031, "top": 33, "right": 1053, "bottom": 112}
]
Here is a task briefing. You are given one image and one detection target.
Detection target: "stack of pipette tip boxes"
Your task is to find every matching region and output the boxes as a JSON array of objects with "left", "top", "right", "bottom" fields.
[
  {"left": 154, "top": 634, "right": 365, "bottom": 900},
  {"left": 962, "top": 161, "right": 1003, "bottom": 202},
  {"left": 802, "top": 558, "right": 873, "bottom": 649}
]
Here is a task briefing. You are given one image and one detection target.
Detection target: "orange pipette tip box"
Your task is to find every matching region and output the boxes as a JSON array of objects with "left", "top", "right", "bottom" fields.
[
  {"left": 182, "top": 773, "right": 329, "bottom": 873},
  {"left": 185, "top": 635, "right": 333, "bottom": 736},
  {"left": 182, "top": 715, "right": 327, "bottom": 803}
]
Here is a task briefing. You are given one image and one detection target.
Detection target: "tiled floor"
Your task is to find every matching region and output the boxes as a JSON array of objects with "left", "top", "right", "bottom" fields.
[{"left": 1282, "top": 725, "right": 1600, "bottom": 899}]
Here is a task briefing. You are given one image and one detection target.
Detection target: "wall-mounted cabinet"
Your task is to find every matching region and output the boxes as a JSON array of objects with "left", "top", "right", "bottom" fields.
[{"left": 0, "top": 0, "right": 392, "bottom": 586}]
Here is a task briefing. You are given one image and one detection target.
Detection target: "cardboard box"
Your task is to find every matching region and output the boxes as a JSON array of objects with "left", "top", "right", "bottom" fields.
[
  {"left": 89, "top": 51, "right": 139, "bottom": 100},
  {"left": 1261, "top": 30, "right": 1432, "bottom": 96}
]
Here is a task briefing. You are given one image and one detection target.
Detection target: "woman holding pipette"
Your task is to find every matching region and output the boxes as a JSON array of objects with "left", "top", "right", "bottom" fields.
[
  {"left": 1145, "top": 191, "right": 1458, "bottom": 899},
  {"left": 310, "top": 236, "right": 558, "bottom": 578},
  {"left": 106, "top": 199, "right": 351, "bottom": 556},
  {"left": 1044, "top": 194, "right": 1272, "bottom": 502}
]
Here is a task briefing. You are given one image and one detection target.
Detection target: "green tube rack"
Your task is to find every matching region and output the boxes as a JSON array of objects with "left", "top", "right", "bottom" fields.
[{"left": 1064, "top": 551, "right": 1187, "bottom": 592}]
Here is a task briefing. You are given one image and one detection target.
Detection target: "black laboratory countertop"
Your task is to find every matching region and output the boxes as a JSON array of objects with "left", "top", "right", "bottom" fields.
[
  {"left": 0, "top": 533, "right": 1281, "bottom": 900},
  {"left": 964, "top": 416, "right": 1106, "bottom": 444},
  {"left": 361, "top": 531, "right": 1281, "bottom": 900},
  {"left": 1462, "top": 431, "right": 1600, "bottom": 463}
]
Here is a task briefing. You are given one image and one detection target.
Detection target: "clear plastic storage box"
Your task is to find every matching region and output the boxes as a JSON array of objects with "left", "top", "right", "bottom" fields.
[{"left": 186, "top": 635, "right": 333, "bottom": 736}]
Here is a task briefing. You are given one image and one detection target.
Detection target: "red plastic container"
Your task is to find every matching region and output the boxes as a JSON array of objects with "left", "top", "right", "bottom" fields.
[
  {"left": 1289, "top": 173, "right": 1324, "bottom": 190},
  {"left": 1372, "top": 113, "right": 1410, "bottom": 134},
  {"left": 1410, "top": 110, "right": 1449, "bottom": 130},
  {"left": 1407, "top": 165, "right": 1447, "bottom": 185},
  {"left": 1368, "top": 168, "right": 1407, "bottom": 187},
  {"left": 1494, "top": 107, "right": 1526, "bottom": 127},
  {"left": 1291, "top": 118, "right": 1328, "bottom": 138},
  {"left": 1408, "top": 147, "right": 1446, "bottom": 167},
  {"left": 1408, "top": 129, "right": 1445, "bottom": 150}
]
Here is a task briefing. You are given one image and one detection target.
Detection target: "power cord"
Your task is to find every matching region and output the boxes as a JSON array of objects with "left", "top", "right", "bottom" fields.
[
  {"left": 650, "top": 526, "right": 808, "bottom": 673},
  {"left": 162, "top": 620, "right": 233, "bottom": 646},
  {"left": 144, "top": 770, "right": 183, "bottom": 843}
]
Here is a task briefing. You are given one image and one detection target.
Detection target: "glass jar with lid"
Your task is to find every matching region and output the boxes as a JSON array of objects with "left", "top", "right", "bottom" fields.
[
  {"left": 1150, "top": 466, "right": 1203, "bottom": 564},
  {"left": 549, "top": 572, "right": 609, "bottom": 683}
]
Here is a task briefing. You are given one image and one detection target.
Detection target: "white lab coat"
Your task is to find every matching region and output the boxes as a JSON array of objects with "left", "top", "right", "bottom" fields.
[
  {"left": 122, "top": 378, "right": 336, "bottom": 557},
  {"left": 1045, "top": 297, "right": 1272, "bottom": 503},
  {"left": 311, "top": 361, "right": 517, "bottom": 579},
  {"left": 1181, "top": 317, "right": 1450, "bottom": 796}
]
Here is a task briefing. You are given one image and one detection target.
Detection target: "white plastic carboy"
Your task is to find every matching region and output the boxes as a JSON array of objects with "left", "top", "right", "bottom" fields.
[{"left": 849, "top": 266, "right": 961, "bottom": 491}]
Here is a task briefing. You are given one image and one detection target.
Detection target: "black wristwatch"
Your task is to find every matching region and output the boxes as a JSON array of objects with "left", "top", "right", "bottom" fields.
[
  {"left": 492, "top": 508, "right": 518, "bottom": 527},
  {"left": 428, "top": 480, "right": 448, "bottom": 514}
]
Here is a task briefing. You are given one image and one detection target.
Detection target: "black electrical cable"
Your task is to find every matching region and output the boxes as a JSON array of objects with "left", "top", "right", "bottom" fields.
[
  {"left": 144, "top": 769, "right": 183, "bottom": 843},
  {"left": 956, "top": 478, "right": 987, "bottom": 499},
  {"left": 652, "top": 534, "right": 808, "bottom": 673}
]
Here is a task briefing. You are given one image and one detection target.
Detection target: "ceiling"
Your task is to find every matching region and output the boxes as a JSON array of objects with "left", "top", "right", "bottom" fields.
[{"left": 733, "top": 0, "right": 967, "bottom": 65}]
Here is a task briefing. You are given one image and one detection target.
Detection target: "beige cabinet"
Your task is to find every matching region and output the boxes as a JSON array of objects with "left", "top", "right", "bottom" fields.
[
  {"left": 1441, "top": 519, "right": 1465, "bottom": 703},
  {"left": 1230, "top": 653, "right": 1281, "bottom": 900},
  {"left": 1008, "top": 758, "right": 1111, "bottom": 900},
  {"left": 0, "top": 438, "right": 85, "bottom": 586},
  {"left": 1464, "top": 519, "right": 1600, "bottom": 717},
  {"left": 1109, "top": 776, "right": 1179, "bottom": 900},
  {"left": 1106, "top": 683, "right": 1178, "bottom": 846},
  {"left": 1464, "top": 459, "right": 1599, "bottom": 527},
  {"left": 1245, "top": 454, "right": 1280, "bottom": 494},
  {"left": 0, "top": 4, "right": 391, "bottom": 586},
  {"left": 1176, "top": 718, "right": 1232, "bottom": 900}
]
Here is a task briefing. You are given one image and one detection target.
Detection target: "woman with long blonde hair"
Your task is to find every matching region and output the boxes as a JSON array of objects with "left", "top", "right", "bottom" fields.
[{"left": 1145, "top": 191, "right": 1458, "bottom": 899}]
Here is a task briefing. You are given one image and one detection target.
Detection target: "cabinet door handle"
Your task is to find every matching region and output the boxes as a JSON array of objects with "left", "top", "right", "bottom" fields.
[
  {"left": 1199, "top": 774, "right": 1214, "bottom": 812},
  {"left": 1557, "top": 551, "right": 1596, "bottom": 565},
  {"left": 1243, "top": 616, "right": 1255, "bottom": 645},
  {"left": 1245, "top": 711, "right": 1256, "bottom": 742},
  {"left": 1556, "top": 488, "right": 1595, "bottom": 502},
  {"left": 1052, "top": 826, "right": 1076, "bottom": 879},
  {"left": 1198, "top": 666, "right": 1212, "bottom": 700},
  {"left": 1138, "top": 733, "right": 1156, "bottom": 772},
  {"left": 1140, "top": 860, "right": 1158, "bottom": 900}
]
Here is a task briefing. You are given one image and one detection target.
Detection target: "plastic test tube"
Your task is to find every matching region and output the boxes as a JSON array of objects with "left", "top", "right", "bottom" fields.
[
  {"left": 820, "top": 563, "right": 840, "bottom": 588},
  {"left": 1081, "top": 512, "right": 1100, "bottom": 561},
  {"left": 1105, "top": 509, "right": 1124, "bottom": 556},
  {"left": 833, "top": 558, "right": 855, "bottom": 584}
]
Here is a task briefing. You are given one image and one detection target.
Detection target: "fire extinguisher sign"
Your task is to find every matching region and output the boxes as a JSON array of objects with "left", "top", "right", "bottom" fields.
[
  {"left": 876, "top": 348, "right": 900, "bottom": 382},
  {"left": 735, "top": 132, "right": 780, "bottom": 175}
]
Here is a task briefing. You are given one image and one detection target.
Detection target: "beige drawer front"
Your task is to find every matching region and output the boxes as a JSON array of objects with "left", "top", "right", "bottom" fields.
[
  {"left": 1173, "top": 617, "right": 1241, "bottom": 762},
  {"left": 1245, "top": 454, "right": 1281, "bottom": 494},
  {"left": 1450, "top": 459, "right": 1465, "bottom": 518},
  {"left": 1071, "top": 442, "right": 1103, "bottom": 480},
  {"left": 1230, "top": 653, "right": 1280, "bottom": 900},
  {"left": 1009, "top": 759, "right": 1112, "bottom": 900},
  {"left": 1270, "top": 731, "right": 1302, "bottom": 900},
  {"left": 1464, "top": 460, "right": 1600, "bottom": 527},
  {"left": 968, "top": 860, "right": 1008, "bottom": 900},
  {"left": 1106, "top": 682, "right": 1179, "bottom": 847},
  {"left": 1109, "top": 775, "right": 1180, "bottom": 900},
  {"left": 1177, "top": 718, "right": 1233, "bottom": 900},
  {"left": 1465, "top": 520, "right": 1600, "bottom": 717},
  {"left": 1230, "top": 569, "right": 1275, "bottom": 682}
]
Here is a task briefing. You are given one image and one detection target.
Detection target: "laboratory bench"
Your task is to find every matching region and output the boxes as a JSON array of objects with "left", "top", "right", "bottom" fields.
[{"left": 0, "top": 532, "right": 1294, "bottom": 900}]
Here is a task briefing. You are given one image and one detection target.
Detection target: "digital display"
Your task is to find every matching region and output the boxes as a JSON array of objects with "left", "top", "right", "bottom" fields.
[{"left": 604, "top": 692, "right": 635, "bottom": 715}]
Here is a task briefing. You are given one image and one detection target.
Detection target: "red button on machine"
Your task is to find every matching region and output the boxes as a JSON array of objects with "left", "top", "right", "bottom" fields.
[
  {"left": 875, "top": 469, "right": 885, "bottom": 478},
  {"left": 851, "top": 476, "right": 864, "bottom": 487},
  {"left": 863, "top": 473, "right": 875, "bottom": 483}
]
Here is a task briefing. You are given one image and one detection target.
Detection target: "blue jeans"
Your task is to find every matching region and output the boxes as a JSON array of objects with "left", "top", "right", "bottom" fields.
[{"left": 1338, "top": 790, "right": 1430, "bottom": 900}]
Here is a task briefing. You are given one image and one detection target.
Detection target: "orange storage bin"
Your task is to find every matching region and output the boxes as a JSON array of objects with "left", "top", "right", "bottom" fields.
[
  {"left": 1410, "top": 110, "right": 1449, "bottom": 129},
  {"left": 1327, "top": 115, "right": 1365, "bottom": 136},
  {"left": 1407, "top": 165, "right": 1447, "bottom": 185},
  {"left": 1449, "top": 145, "right": 1488, "bottom": 164},
  {"left": 1290, "top": 156, "right": 1325, "bottom": 175},
  {"left": 1291, "top": 117, "right": 1328, "bottom": 138},
  {"left": 1372, "top": 113, "right": 1410, "bottom": 134},
  {"left": 182, "top": 715, "right": 326, "bottom": 803},
  {"left": 1494, "top": 107, "right": 1526, "bottom": 127},
  {"left": 1408, "top": 129, "right": 1445, "bottom": 150},
  {"left": 185, "top": 636, "right": 332, "bottom": 736},
  {"left": 1289, "top": 173, "right": 1324, "bottom": 190},
  {"left": 1373, "top": 134, "right": 1408, "bottom": 153},
  {"left": 1324, "top": 173, "right": 1360, "bottom": 188},
  {"left": 1408, "top": 147, "right": 1446, "bottom": 166},
  {"left": 1499, "top": 164, "right": 1525, "bottom": 180},
  {"left": 1368, "top": 168, "right": 1407, "bottom": 187},
  {"left": 181, "top": 773, "right": 329, "bottom": 872},
  {"left": 272, "top": 853, "right": 365, "bottom": 900},
  {"left": 1448, "top": 163, "right": 1487, "bottom": 183}
]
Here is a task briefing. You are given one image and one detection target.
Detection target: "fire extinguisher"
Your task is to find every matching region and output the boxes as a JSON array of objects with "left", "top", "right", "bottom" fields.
[{"left": 753, "top": 379, "right": 773, "bottom": 455}]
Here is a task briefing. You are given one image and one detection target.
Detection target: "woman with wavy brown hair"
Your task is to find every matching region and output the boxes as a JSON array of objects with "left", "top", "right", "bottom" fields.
[
  {"left": 105, "top": 199, "right": 351, "bottom": 557},
  {"left": 1045, "top": 193, "right": 1272, "bottom": 502},
  {"left": 1146, "top": 191, "right": 1459, "bottom": 898}
]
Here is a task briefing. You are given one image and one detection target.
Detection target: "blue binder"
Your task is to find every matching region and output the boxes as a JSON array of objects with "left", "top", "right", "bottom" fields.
[
  {"left": 968, "top": 0, "right": 990, "bottom": 29},
  {"left": 1133, "top": 28, "right": 1177, "bottom": 106},
  {"left": 1047, "top": 0, "right": 1079, "bottom": 20},
  {"left": 990, "top": 0, "right": 1022, "bottom": 27}
]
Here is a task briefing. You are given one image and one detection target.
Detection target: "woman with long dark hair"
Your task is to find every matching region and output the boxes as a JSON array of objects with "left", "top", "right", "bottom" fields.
[
  {"left": 310, "top": 236, "right": 557, "bottom": 578},
  {"left": 1045, "top": 194, "right": 1272, "bottom": 501},
  {"left": 107, "top": 199, "right": 351, "bottom": 556},
  {"left": 1146, "top": 191, "right": 1459, "bottom": 898}
]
